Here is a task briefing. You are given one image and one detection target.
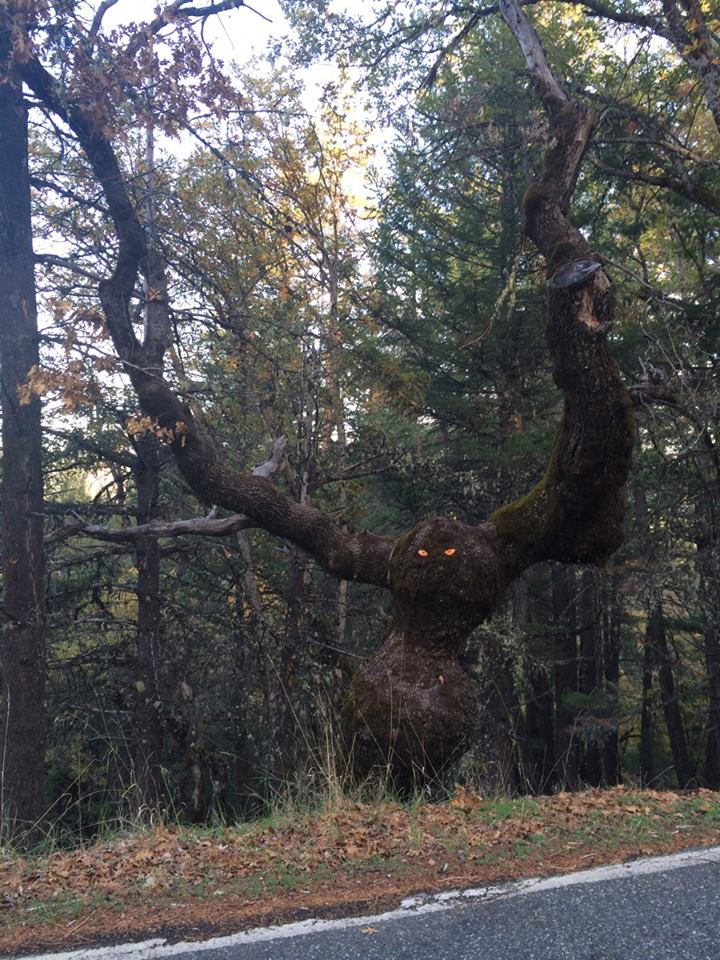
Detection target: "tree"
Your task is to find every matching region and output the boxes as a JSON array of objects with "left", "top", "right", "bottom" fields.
[
  {"left": 0, "top": 0, "right": 254, "bottom": 832},
  {"left": 1, "top": 0, "right": 639, "bottom": 791},
  {"left": 0, "top": 8, "right": 46, "bottom": 841}
]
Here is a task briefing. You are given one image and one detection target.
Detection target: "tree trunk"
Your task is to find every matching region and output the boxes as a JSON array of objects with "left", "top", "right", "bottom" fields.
[
  {"left": 515, "top": 578, "right": 555, "bottom": 792},
  {"left": 552, "top": 565, "right": 579, "bottom": 785},
  {"left": 703, "top": 622, "right": 720, "bottom": 788},
  {"left": 639, "top": 620, "right": 656, "bottom": 786},
  {"left": 521, "top": 660, "right": 555, "bottom": 792},
  {"left": 650, "top": 605, "right": 695, "bottom": 787},
  {"left": 578, "top": 566, "right": 602, "bottom": 784},
  {"left": 233, "top": 530, "right": 267, "bottom": 807},
  {"left": 132, "top": 438, "right": 164, "bottom": 813},
  {"left": 695, "top": 536, "right": 720, "bottom": 788},
  {"left": 483, "top": 647, "right": 521, "bottom": 794},
  {"left": 268, "top": 548, "right": 305, "bottom": 787},
  {"left": 600, "top": 571, "right": 621, "bottom": 785},
  {"left": 0, "top": 19, "right": 46, "bottom": 842}
]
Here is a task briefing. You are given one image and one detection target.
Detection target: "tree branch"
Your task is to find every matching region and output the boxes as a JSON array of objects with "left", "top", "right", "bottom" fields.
[
  {"left": 18, "top": 55, "right": 146, "bottom": 368},
  {"left": 499, "top": 0, "right": 567, "bottom": 103},
  {"left": 590, "top": 156, "right": 720, "bottom": 217},
  {"left": 34, "top": 253, "right": 104, "bottom": 283},
  {"left": 491, "top": 0, "right": 635, "bottom": 571},
  {"left": 45, "top": 512, "right": 258, "bottom": 545},
  {"left": 627, "top": 382, "right": 678, "bottom": 407},
  {"left": 251, "top": 435, "right": 288, "bottom": 479},
  {"left": 89, "top": 0, "right": 120, "bottom": 41},
  {"left": 44, "top": 427, "right": 139, "bottom": 469},
  {"left": 45, "top": 434, "right": 289, "bottom": 546},
  {"left": 20, "top": 24, "right": 396, "bottom": 588},
  {"left": 560, "top": 0, "right": 670, "bottom": 39},
  {"left": 124, "top": 0, "right": 256, "bottom": 58}
]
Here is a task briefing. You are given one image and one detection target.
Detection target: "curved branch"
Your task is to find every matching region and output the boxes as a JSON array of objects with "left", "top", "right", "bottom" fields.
[
  {"left": 568, "top": 0, "right": 720, "bottom": 134},
  {"left": 662, "top": 0, "right": 720, "bottom": 135},
  {"left": 89, "top": 0, "right": 120, "bottom": 41},
  {"left": 590, "top": 156, "right": 720, "bottom": 217},
  {"left": 559, "top": 0, "right": 670, "bottom": 39},
  {"left": 129, "top": 379, "right": 395, "bottom": 584},
  {"left": 124, "top": 1, "right": 253, "bottom": 58},
  {"left": 20, "top": 51, "right": 395, "bottom": 588},
  {"left": 492, "top": 0, "right": 635, "bottom": 573},
  {"left": 18, "top": 55, "right": 146, "bottom": 368},
  {"left": 34, "top": 252, "right": 105, "bottom": 283}
]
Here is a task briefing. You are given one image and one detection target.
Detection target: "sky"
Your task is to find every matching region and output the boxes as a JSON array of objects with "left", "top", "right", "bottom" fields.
[
  {"left": 102, "top": 0, "right": 288, "bottom": 65},
  {"left": 97, "top": 0, "right": 384, "bottom": 209},
  {"left": 98, "top": 1, "right": 368, "bottom": 139}
]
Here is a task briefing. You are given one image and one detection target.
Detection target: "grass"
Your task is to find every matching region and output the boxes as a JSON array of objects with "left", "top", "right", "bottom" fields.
[
  {"left": 477, "top": 797, "right": 541, "bottom": 822},
  {"left": 1, "top": 784, "right": 719, "bottom": 956}
]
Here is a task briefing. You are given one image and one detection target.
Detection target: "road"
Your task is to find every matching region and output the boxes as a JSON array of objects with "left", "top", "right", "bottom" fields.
[{"left": 22, "top": 846, "right": 720, "bottom": 960}]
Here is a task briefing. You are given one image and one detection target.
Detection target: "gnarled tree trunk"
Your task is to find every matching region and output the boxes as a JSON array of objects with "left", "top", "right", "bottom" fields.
[{"left": 347, "top": 2, "right": 635, "bottom": 781}]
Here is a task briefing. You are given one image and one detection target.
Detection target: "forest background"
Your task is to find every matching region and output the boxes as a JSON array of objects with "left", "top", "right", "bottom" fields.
[{"left": 1, "top": 0, "right": 719, "bottom": 846}]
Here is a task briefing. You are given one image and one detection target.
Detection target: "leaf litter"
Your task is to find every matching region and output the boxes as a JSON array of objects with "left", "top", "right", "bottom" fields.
[{"left": 0, "top": 786, "right": 718, "bottom": 956}]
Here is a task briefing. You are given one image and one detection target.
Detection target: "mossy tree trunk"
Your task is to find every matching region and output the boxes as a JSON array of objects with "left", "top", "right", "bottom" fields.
[{"left": 349, "top": 1, "right": 635, "bottom": 781}]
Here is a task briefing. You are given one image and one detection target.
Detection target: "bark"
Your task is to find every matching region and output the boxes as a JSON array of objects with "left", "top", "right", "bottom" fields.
[
  {"left": 703, "top": 622, "right": 720, "bottom": 789},
  {"left": 132, "top": 437, "right": 164, "bottom": 812},
  {"left": 45, "top": 512, "right": 259, "bottom": 545},
  {"left": 481, "top": 642, "right": 521, "bottom": 794},
  {"left": 696, "top": 544, "right": 720, "bottom": 788},
  {"left": 325, "top": 252, "right": 350, "bottom": 651},
  {"left": 499, "top": 0, "right": 567, "bottom": 103},
  {"left": 578, "top": 566, "right": 598, "bottom": 694},
  {"left": 348, "top": 517, "right": 507, "bottom": 779},
  {"left": 518, "top": 574, "right": 555, "bottom": 792},
  {"left": 661, "top": 0, "right": 720, "bottom": 135},
  {"left": 600, "top": 572, "right": 621, "bottom": 785},
  {"left": 649, "top": 605, "right": 695, "bottom": 788},
  {"left": 639, "top": 623, "right": 656, "bottom": 786},
  {"left": 18, "top": 2, "right": 635, "bottom": 784},
  {"left": 521, "top": 661, "right": 555, "bottom": 792},
  {"left": 552, "top": 566, "right": 579, "bottom": 785},
  {"left": 578, "top": 567, "right": 602, "bottom": 785},
  {"left": 130, "top": 108, "right": 169, "bottom": 814},
  {"left": 270, "top": 550, "right": 306, "bottom": 785},
  {"left": 0, "top": 17, "right": 46, "bottom": 841},
  {"left": 493, "top": 4, "right": 634, "bottom": 575},
  {"left": 232, "top": 529, "right": 267, "bottom": 803}
]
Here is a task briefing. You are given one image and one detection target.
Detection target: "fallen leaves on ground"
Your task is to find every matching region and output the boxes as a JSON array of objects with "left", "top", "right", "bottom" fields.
[{"left": 0, "top": 786, "right": 718, "bottom": 956}]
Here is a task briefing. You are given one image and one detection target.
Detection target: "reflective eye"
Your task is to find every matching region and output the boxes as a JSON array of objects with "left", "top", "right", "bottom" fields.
[
  {"left": 417, "top": 549, "right": 429, "bottom": 557},
  {"left": 444, "top": 548, "right": 456, "bottom": 556}
]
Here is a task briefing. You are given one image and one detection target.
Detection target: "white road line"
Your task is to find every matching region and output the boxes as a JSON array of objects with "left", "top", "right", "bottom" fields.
[{"left": 13, "top": 845, "right": 720, "bottom": 960}]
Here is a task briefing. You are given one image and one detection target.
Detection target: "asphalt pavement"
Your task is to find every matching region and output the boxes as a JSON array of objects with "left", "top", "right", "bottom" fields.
[{"left": 21, "top": 846, "right": 720, "bottom": 960}]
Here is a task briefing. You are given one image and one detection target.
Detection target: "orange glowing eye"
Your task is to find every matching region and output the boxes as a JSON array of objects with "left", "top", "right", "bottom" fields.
[
  {"left": 417, "top": 549, "right": 429, "bottom": 557},
  {"left": 444, "top": 548, "right": 457, "bottom": 556}
]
